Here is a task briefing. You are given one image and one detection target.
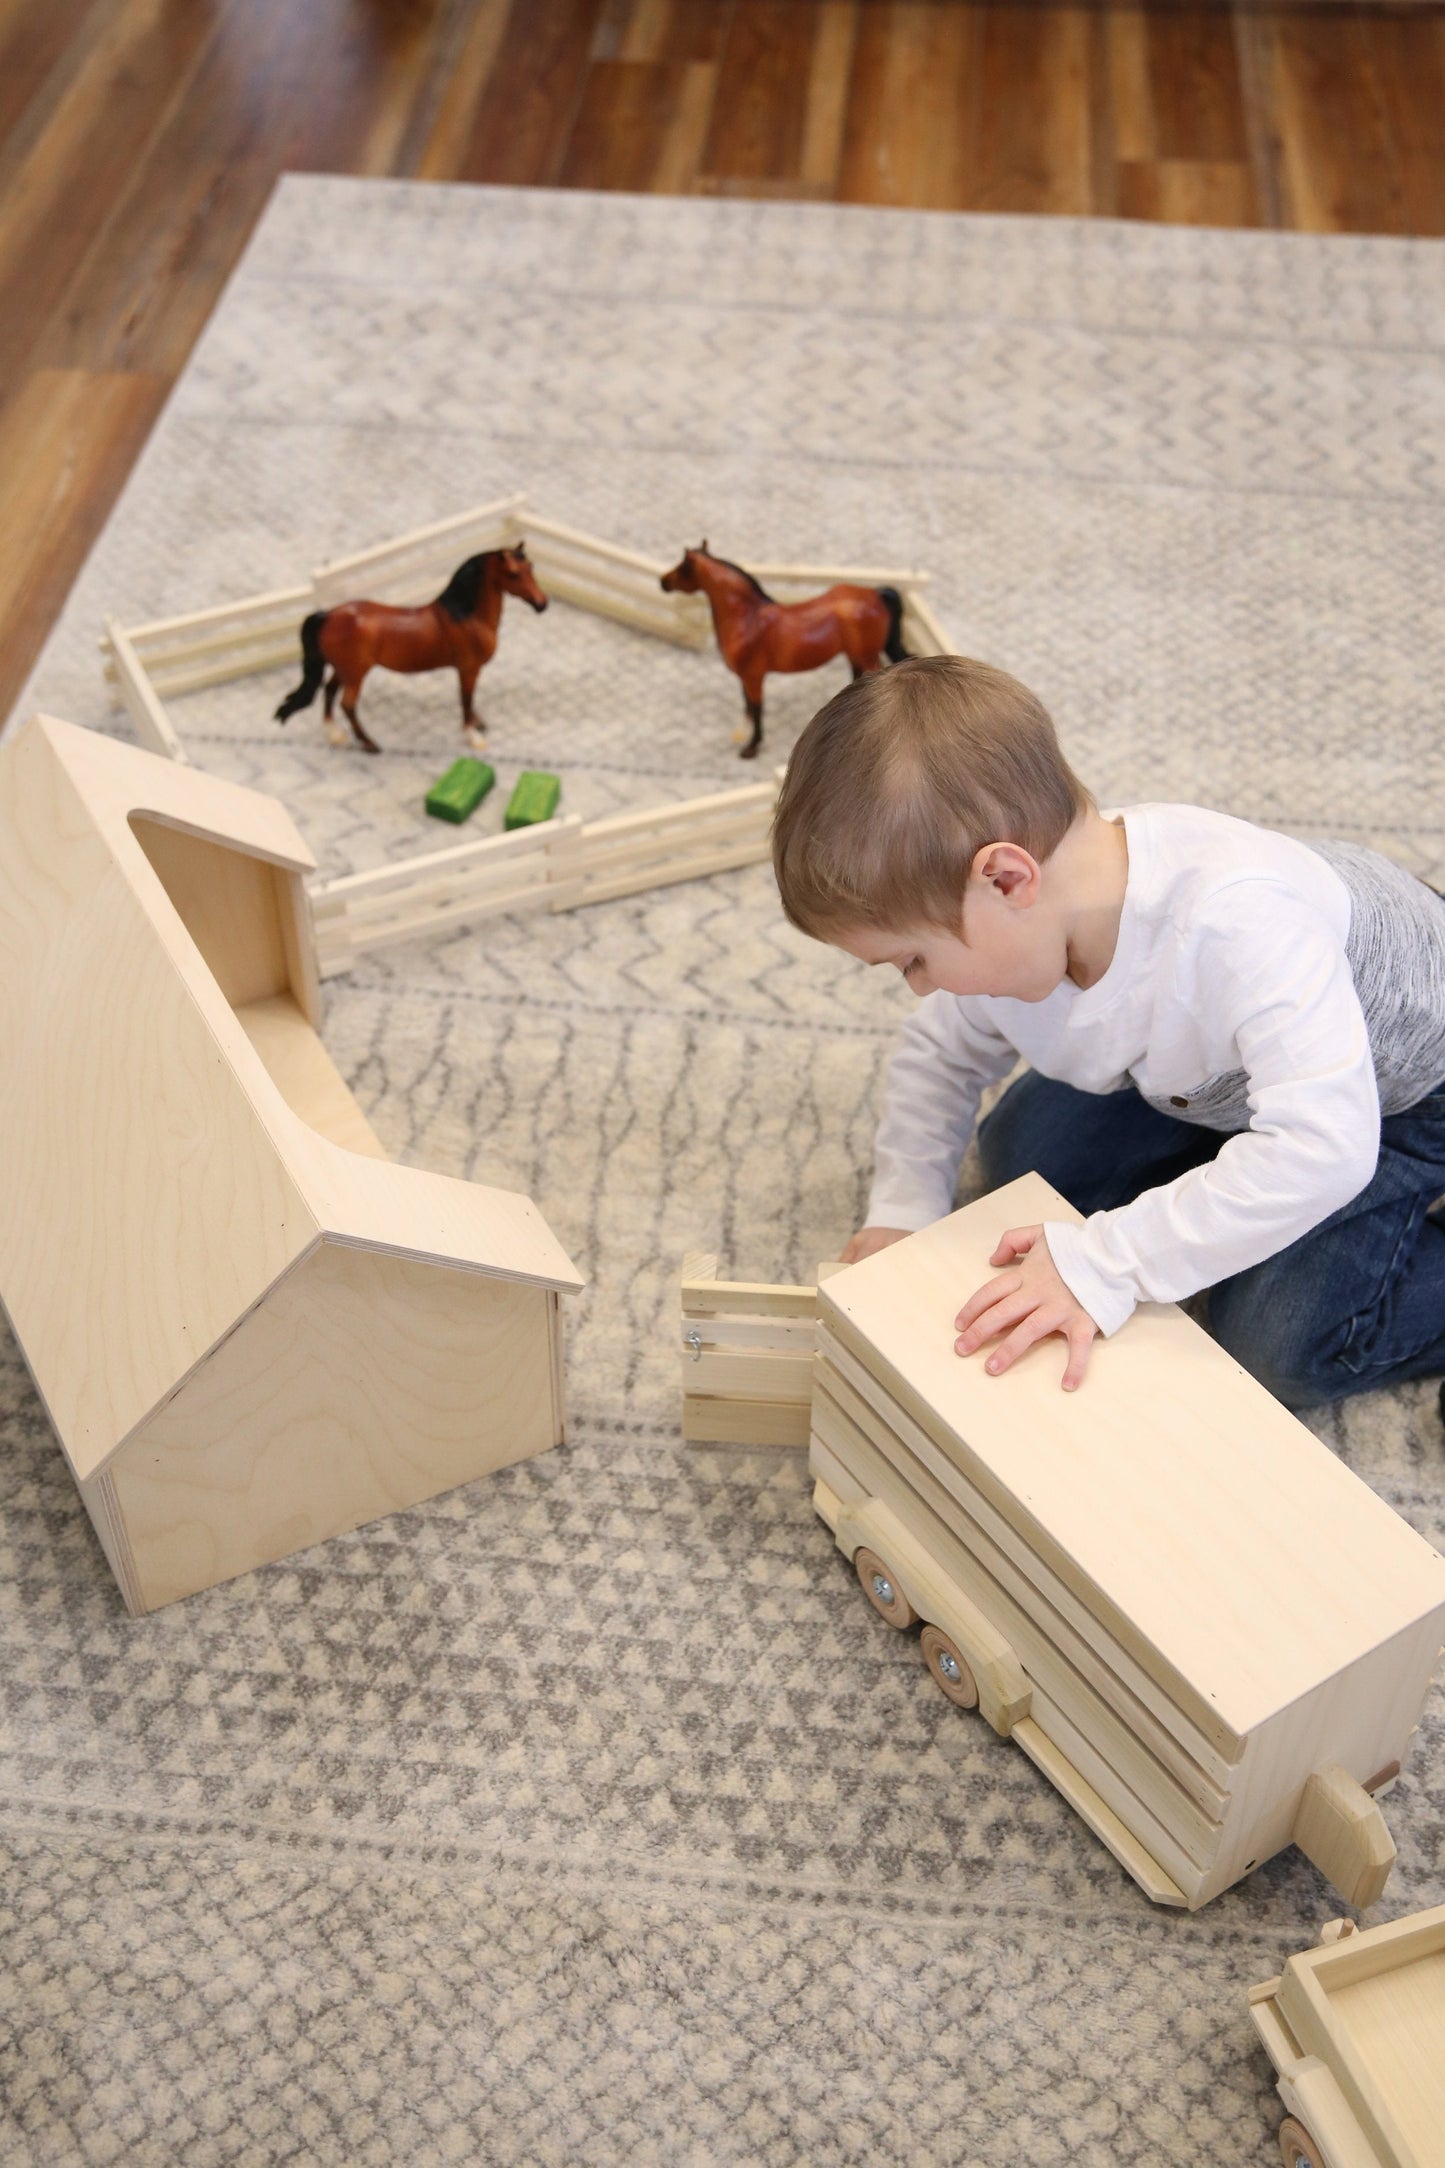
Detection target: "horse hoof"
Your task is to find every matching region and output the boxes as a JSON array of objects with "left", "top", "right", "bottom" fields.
[{"left": 739, "top": 742, "right": 761, "bottom": 761}]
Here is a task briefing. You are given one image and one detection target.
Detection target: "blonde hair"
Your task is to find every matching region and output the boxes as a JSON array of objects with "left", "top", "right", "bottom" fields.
[{"left": 772, "top": 655, "right": 1092, "bottom": 939}]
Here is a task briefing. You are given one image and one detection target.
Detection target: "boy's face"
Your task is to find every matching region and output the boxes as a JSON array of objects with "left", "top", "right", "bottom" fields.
[{"left": 832, "top": 846, "right": 1066, "bottom": 1003}]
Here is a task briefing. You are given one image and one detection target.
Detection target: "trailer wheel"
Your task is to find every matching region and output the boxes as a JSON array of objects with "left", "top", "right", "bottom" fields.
[
  {"left": 854, "top": 1548, "right": 917, "bottom": 1629},
  {"left": 921, "top": 1625, "right": 979, "bottom": 1709},
  {"left": 1278, "top": 2117, "right": 1326, "bottom": 2168}
]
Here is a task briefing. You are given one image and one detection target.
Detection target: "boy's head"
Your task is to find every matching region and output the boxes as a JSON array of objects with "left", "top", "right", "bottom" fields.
[{"left": 771, "top": 655, "right": 1094, "bottom": 999}]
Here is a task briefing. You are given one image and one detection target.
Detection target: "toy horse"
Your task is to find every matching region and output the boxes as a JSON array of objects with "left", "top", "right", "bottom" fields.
[
  {"left": 275, "top": 546, "right": 548, "bottom": 754},
  {"left": 659, "top": 543, "right": 908, "bottom": 757}
]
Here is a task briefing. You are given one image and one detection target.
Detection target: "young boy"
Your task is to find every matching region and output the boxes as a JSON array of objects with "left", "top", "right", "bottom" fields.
[{"left": 771, "top": 655, "right": 1445, "bottom": 1407}]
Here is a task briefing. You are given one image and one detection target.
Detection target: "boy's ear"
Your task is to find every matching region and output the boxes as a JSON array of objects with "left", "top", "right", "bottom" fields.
[{"left": 974, "top": 842, "right": 1039, "bottom": 901}]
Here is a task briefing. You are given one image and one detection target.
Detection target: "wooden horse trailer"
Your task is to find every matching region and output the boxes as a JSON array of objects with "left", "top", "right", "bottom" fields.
[
  {"left": 1250, "top": 1904, "right": 1445, "bottom": 2168},
  {"left": 0, "top": 716, "right": 582, "bottom": 1613},
  {"left": 684, "top": 1176, "right": 1445, "bottom": 1911}
]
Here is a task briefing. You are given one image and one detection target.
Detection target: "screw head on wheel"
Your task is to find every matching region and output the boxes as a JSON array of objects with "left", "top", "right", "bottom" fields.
[
  {"left": 1278, "top": 2117, "right": 1325, "bottom": 2168},
  {"left": 920, "top": 1624, "right": 979, "bottom": 1709},
  {"left": 853, "top": 1547, "right": 917, "bottom": 1629}
]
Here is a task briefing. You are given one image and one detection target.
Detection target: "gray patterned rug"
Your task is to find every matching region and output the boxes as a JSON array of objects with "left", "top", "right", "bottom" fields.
[{"left": 3, "top": 179, "right": 1445, "bottom": 2167}]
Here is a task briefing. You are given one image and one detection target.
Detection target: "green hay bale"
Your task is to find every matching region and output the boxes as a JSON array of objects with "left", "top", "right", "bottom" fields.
[
  {"left": 425, "top": 757, "right": 496, "bottom": 824},
  {"left": 504, "top": 771, "right": 562, "bottom": 830}
]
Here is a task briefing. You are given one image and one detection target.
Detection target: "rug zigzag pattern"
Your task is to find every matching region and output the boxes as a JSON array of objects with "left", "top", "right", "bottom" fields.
[{"left": 4, "top": 179, "right": 1445, "bottom": 2166}]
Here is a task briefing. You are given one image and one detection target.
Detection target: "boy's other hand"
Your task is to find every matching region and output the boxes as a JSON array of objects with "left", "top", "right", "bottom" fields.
[
  {"left": 840, "top": 1226, "right": 911, "bottom": 1264},
  {"left": 953, "top": 1224, "right": 1099, "bottom": 1391}
]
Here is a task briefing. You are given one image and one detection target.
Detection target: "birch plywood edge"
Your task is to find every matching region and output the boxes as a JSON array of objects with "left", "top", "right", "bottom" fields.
[
  {"left": 817, "top": 1174, "right": 1445, "bottom": 1906},
  {"left": 0, "top": 716, "right": 582, "bottom": 1612}
]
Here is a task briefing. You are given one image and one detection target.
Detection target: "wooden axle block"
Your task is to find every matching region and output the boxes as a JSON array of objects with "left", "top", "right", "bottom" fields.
[
  {"left": 505, "top": 771, "right": 562, "bottom": 831},
  {"left": 1293, "top": 1765, "right": 1397, "bottom": 1913},
  {"left": 425, "top": 757, "right": 496, "bottom": 824}
]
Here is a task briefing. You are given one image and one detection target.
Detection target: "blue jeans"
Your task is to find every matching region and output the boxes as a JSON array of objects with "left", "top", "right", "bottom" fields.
[{"left": 975, "top": 1071, "right": 1445, "bottom": 1409}]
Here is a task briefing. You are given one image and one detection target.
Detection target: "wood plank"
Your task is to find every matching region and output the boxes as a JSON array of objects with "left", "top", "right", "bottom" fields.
[
  {"left": 0, "top": 0, "right": 117, "bottom": 202},
  {"left": 560, "top": 57, "right": 717, "bottom": 191},
  {"left": 813, "top": 1354, "right": 1236, "bottom": 1801},
  {"left": 412, "top": 0, "right": 516, "bottom": 178},
  {"left": 836, "top": 0, "right": 977, "bottom": 210},
  {"left": 450, "top": 0, "right": 608, "bottom": 186},
  {"left": 595, "top": 0, "right": 730, "bottom": 65},
  {"left": 37, "top": 0, "right": 444, "bottom": 379},
  {"left": 820, "top": 1175, "right": 1445, "bottom": 1741},
  {"left": 970, "top": 4, "right": 1094, "bottom": 217},
  {"left": 1117, "top": 159, "right": 1257, "bottom": 229},
  {"left": 703, "top": 0, "right": 821, "bottom": 186},
  {"left": 1144, "top": 4, "right": 1249, "bottom": 165},
  {"left": 800, "top": 0, "right": 859, "bottom": 194},
  {"left": 684, "top": 1393, "right": 812, "bottom": 1447},
  {"left": 1364, "top": 9, "right": 1445, "bottom": 238},
  {"left": 1231, "top": 2, "right": 1286, "bottom": 232},
  {"left": 1106, "top": 4, "right": 1156, "bottom": 165},
  {"left": 0, "top": 367, "right": 166, "bottom": 724},
  {"left": 1269, "top": 11, "right": 1406, "bottom": 235}
]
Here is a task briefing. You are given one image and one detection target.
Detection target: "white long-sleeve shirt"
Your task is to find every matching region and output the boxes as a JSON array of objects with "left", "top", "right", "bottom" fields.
[{"left": 865, "top": 803, "right": 1445, "bottom": 1336}]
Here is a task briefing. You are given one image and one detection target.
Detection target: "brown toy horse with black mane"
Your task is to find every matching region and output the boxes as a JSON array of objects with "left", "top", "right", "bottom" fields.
[
  {"left": 660, "top": 543, "right": 908, "bottom": 757},
  {"left": 275, "top": 545, "right": 548, "bottom": 753}
]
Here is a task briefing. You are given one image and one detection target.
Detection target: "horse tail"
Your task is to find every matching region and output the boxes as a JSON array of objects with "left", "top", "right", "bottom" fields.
[
  {"left": 877, "top": 586, "right": 909, "bottom": 664},
  {"left": 275, "top": 611, "right": 328, "bottom": 722}
]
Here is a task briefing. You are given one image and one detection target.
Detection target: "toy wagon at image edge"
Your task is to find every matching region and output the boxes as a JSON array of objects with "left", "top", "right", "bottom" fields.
[{"left": 1250, "top": 1903, "right": 1445, "bottom": 2168}]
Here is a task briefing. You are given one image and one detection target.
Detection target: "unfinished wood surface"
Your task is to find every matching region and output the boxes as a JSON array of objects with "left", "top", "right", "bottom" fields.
[
  {"left": 235, "top": 994, "right": 386, "bottom": 1161},
  {"left": 103, "top": 616, "right": 186, "bottom": 761},
  {"left": 821, "top": 1174, "right": 1445, "bottom": 1742},
  {"left": 682, "top": 1252, "right": 822, "bottom": 1448},
  {"left": 809, "top": 1363, "right": 1235, "bottom": 1817},
  {"left": 812, "top": 1324, "right": 1235, "bottom": 1787},
  {"left": 816, "top": 1173, "right": 1445, "bottom": 1906},
  {"left": 1257, "top": 1904, "right": 1445, "bottom": 2168},
  {"left": 106, "top": 1242, "right": 562, "bottom": 1612},
  {"left": 0, "top": 716, "right": 318, "bottom": 1474},
  {"left": 810, "top": 1397, "right": 1219, "bottom": 1896},
  {"left": 0, "top": 715, "right": 582, "bottom": 1609},
  {"left": 829, "top": 1488, "right": 1032, "bottom": 1739},
  {"left": 1293, "top": 1764, "right": 1397, "bottom": 1912}
]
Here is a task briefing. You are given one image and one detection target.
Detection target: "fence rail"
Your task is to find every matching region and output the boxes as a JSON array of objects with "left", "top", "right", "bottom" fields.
[{"left": 309, "top": 774, "right": 783, "bottom": 977}]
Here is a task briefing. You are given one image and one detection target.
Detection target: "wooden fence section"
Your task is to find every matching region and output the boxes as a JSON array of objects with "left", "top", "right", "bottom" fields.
[
  {"left": 309, "top": 771, "right": 783, "bottom": 977},
  {"left": 311, "top": 493, "right": 527, "bottom": 609},
  {"left": 681, "top": 1254, "right": 849, "bottom": 1448},
  {"left": 99, "top": 503, "right": 953, "bottom": 750},
  {"left": 102, "top": 616, "right": 189, "bottom": 763},
  {"left": 100, "top": 583, "right": 313, "bottom": 703},
  {"left": 521, "top": 512, "right": 710, "bottom": 648},
  {"left": 899, "top": 590, "right": 958, "bottom": 657}
]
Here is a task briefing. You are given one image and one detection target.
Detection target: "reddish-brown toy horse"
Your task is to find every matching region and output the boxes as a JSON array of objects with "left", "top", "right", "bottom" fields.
[
  {"left": 660, "top": 543, "right": 908, "bottom": 758},
  {"left": 275, "top": 545, "right": 548, "bottom": 754}
]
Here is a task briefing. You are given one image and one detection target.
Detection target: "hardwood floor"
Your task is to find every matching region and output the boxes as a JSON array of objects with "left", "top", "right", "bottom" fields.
[{"left": 3, "top": 0, "right": 1443, "bottom": 720}]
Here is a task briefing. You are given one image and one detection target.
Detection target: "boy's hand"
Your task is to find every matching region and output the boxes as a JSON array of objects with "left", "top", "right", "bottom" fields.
[
  {"left": 954, "top": 1224, "right": 1099, "bottom": 1391},
  {"left": 840, "top": 1226, "right": 911, "bottom": 1265}
]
